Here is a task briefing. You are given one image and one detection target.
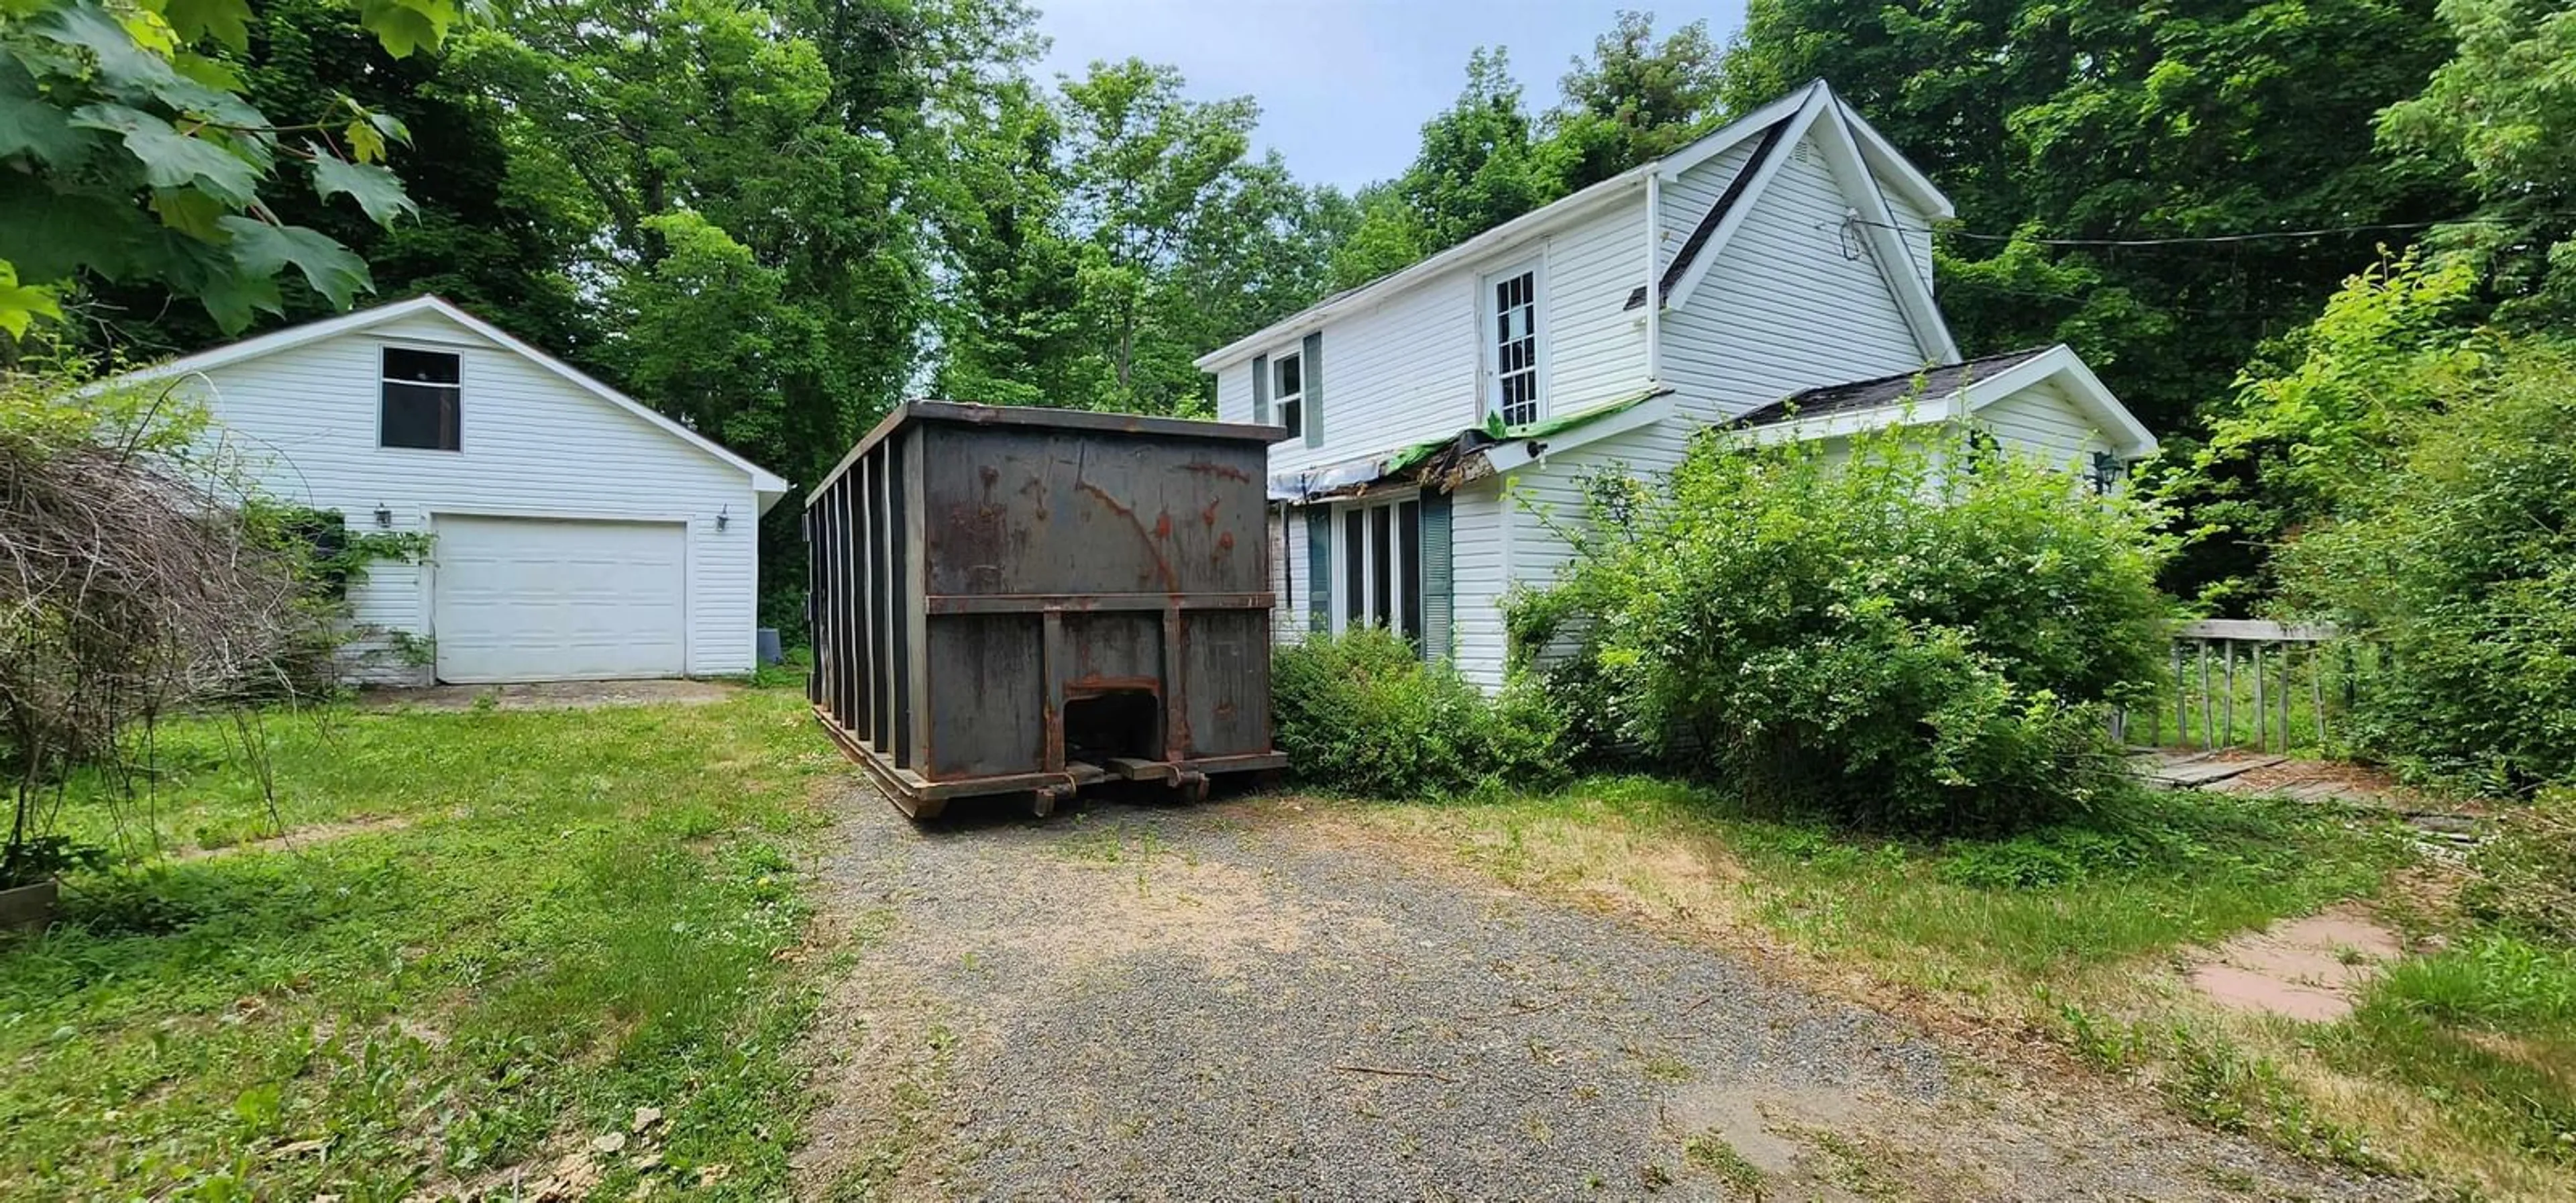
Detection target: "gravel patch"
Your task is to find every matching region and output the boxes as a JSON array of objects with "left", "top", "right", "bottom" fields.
[{"left": 797, "top": 786, "right": 2412, "bottom": 1201}]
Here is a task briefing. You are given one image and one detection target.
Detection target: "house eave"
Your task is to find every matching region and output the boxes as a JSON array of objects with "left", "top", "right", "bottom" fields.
[{"left": 1731, "top": 345, "right": 2157, "bottom": 460}]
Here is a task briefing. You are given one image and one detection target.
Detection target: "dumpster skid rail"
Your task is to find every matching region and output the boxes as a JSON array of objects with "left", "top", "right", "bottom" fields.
[{"left": 804, "top": 402, "right": 1289, "bottom": 819}]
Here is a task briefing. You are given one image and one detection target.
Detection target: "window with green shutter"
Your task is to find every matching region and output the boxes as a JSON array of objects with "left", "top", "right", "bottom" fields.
[{"left": 1419, "top": 492, "right": 1452, "bottom": 663}]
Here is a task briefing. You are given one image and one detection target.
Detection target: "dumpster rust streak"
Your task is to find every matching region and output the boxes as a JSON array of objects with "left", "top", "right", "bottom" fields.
[
  {"left": 1183, "top": 460, "right": 1253, "bottom": 483},
  {"left": 1074, "top": 478, "right": 1180, "bottom": 591}
]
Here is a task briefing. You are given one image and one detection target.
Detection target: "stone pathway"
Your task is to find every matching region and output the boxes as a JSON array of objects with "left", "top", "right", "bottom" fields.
[{"left": 2185, "top": 904, "right": 2406, "bottom": 1024}]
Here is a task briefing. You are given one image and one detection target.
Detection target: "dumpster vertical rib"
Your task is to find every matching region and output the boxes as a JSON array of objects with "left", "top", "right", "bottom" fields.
[{"left": 900, "top": 427, "right": 926, "bottom": 770}]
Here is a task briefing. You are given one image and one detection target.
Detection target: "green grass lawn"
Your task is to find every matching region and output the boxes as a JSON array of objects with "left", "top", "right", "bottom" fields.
[{"left": 0, "top": 686, "right": 848, "bottom": 1200}]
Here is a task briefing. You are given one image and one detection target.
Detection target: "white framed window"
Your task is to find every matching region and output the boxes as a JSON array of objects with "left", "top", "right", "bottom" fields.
[
  {"left": 380, "top": 346, "right": 462, "bottom": 451},
  {"left": 1271, "top": 348, "right": 1304, "bottom": 437},
  {"left": 1331, "top": 494, "right": 1424, "bottom": 640},
  {"left": 1483, "top": 260, "right": 1543, "bottom": 425}
]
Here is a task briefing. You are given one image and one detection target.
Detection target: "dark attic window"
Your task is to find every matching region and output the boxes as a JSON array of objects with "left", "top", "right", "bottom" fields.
[{"left": 381, "top": 347, "right": 462, "bottom": 450}]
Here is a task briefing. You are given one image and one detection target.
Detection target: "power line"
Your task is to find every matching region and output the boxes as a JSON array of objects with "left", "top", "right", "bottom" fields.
[{"left": 1850, "top": 213, "right": 2533, "bottom": 248}]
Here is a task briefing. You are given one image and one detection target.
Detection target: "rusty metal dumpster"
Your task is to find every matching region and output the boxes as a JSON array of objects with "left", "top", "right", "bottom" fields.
[{"left": 804, "top": 402, "right": 1289, "bottom": 819}]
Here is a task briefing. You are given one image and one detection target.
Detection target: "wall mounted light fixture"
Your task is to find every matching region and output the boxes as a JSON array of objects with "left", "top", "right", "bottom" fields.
[
  {"left": 716, "top": 505, "right": 730, "bottom": 531},
  {"left": 374, "top": 503, "right": 393, "bottom": 529}
]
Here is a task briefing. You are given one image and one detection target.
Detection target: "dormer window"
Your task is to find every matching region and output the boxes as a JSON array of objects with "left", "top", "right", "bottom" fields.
[
  {"left": 381, "top": 348, "right": 461, "bottom": 450},
  {"left": 1271, "top": 349, "right": 1304, "bottom": 437}
]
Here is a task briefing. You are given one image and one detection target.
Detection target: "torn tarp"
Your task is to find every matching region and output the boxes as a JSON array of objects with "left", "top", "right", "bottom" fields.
[{"left": 1265, "top": 386, "right": 1673, "bottom": 502}]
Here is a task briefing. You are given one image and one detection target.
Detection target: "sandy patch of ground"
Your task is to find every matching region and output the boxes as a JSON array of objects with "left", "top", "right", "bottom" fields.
[
  {"left": 2185, "top": 904, "right": 2406, "bottom": 1023},
  {"left": 170, "top": 814, "right": 418, "bottom": 861},
  {"left": 358, "top": 679, "right": 739, "bottom": 712}
]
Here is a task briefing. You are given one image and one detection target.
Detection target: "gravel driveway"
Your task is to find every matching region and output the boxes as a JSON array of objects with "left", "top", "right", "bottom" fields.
[{"left": 794, "top": 786, "right": 2404, "bottom": 1201}]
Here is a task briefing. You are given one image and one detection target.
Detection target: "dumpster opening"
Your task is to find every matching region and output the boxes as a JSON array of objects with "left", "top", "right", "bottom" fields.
[{"left": 1065, "top": 690, "right": 1161, "bottom": 764}]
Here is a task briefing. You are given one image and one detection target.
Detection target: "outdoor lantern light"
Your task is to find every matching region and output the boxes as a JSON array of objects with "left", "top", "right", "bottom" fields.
[
  {"left": 374, "top": 503, "right": 392, "bottom": 529},
  {"left": 716, "top": 505, "right": 730, "bottom": 531}
]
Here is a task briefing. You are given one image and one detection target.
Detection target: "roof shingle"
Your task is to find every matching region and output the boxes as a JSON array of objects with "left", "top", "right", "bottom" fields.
[{"left": 1732, "top": 348, "right": 2053, "bottom": 428}]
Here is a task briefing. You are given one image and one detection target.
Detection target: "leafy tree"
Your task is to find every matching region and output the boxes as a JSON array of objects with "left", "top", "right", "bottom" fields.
[
  {"left": 453, "top": 0, "right": 949, "bottom": 625},
  {"left": 930, "top": 56, "right": 1350, "bottom": 416},
  {"left": 1715, "top": 0, "right": 2467, "bottom": 439},
  {"left": 2161, "top": 254, "right": 2482, "bottom": 608},
  {"left": 1548, "top": 9, "right": 1724, "bottom": 191},
  {"left": 1327, "top": 181, "right": 1432, "bottom": 291},
  {"left": 1055, "top": 58, "right": 1259, "bottom": 411},
  {"left": 0, "top": 0, "right": 470, "bottom": 337},
  {"left": 84, "top": 0, "right": 585, "bottom": 356},
  {"left": 2377, "top": 0, "right": 2576, "bottom": 327},
  {"left": 1326, "top": 49, "right": 1560, "bottom": 291},
  {"left": 1395, "top": 48, "right": 1560, "bottom": 250},
  {"left": 928, "top": 72, "right": 1094, "bottom": 408},
  {"left": 2277, "top": 334, "right": 2576, "bottom": 792}
]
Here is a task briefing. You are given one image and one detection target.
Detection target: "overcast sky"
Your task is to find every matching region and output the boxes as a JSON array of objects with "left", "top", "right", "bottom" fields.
[{"left": 1032, "top": 1, "right": 1752, "bottom": 195}]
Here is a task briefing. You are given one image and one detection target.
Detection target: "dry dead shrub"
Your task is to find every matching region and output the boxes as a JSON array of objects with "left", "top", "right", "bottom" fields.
[{"left": 2, "top": 361, "right": 329, "bottom": 880}]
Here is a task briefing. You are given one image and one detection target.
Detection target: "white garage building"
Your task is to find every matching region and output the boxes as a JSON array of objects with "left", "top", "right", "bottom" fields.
[{"left": 134, "top": 295, "right": 789, "bottom": 685}]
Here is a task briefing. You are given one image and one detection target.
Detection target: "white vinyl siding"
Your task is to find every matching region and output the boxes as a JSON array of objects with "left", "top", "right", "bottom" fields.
[
  {"left": 1448, "top": 480, "right": 1511, "bottom": 690},
  {"left": 1211, "top": 197, "right": 1650, "bottom": 481},
  {"left": 1883, "top": 190, "right": 1937, "bottom": 296},
  {"left": 1658, "top": 140, "right": 1759, "bottom": 250},
  {"left": 1217, "top": 361, "right": 1256, "bottom": 423},
  {"left": 182, "top": 312, "right": 763, "bottom": 684},
  {"left": 1269, "top": 507, "right": 1306, "bottom": 643},
  {"left": 1658, "top": 134, "right": 1931, "bottom": 423},
  {"left": 1978, "top": 382, "right": 2113, "bottom": 469}
]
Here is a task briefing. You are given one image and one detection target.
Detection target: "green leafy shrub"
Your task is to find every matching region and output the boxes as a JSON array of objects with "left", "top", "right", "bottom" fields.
[
  {"left": 2276, "top": 337, "right": 2576, "bottom": 792},
  {"left": 1271, "top": 627, "right": 1568, "bottom": 798},
  {"left": 1513, "top": 425, "right": 2170, "bottom": 833}
]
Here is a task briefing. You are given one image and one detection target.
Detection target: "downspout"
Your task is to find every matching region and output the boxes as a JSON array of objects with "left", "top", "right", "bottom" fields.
[{"left": 1642, "top": 170, "right": 1662, "bottom": 384}]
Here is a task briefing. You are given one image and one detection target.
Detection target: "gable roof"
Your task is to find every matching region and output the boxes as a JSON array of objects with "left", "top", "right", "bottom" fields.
[
  {"left": 1625, "top": 117, "right": 1790, "bottom": 311},
  {"left": 1653, "top": 82, "right": 1957, "bottom": 361},
  {"left": 1732, "top": 344, "right": 2157, "bottom": 458},
  {"left": 1195, "top": 79, "right": 1957, "bottom": 372},
  {"left": 115, "top": 295, "right": 792, "bottom": 498}
]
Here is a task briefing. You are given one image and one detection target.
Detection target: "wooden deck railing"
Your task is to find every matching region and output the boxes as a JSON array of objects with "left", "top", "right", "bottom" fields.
[{"left": 2124, "top": 619, "right": 2355, "bottom": 753}]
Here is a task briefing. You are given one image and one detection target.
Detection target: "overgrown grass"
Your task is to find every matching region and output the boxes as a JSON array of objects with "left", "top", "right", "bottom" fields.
[
  {"left": 0, "top": 685, "right": 849, "bottom": 1199},
  {"left": 1376, "top": 776, "right": 2400, "bottom": 989},
  {"left": 2327, "top": 935, "right": 2576, "bottom": 1170}
]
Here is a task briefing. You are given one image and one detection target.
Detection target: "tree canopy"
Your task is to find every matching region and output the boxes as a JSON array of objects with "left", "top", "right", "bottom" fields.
[{"left": 5, "top": 2, "right": 2571, "bottom": 624}]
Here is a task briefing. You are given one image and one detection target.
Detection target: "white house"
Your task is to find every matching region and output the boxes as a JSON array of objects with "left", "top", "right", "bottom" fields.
[
  {"left": 125, "top": 295, "right": 790, "bottom": 685},
  {"left": 1195, "top": 80, "right": 2157, "bottom": 689}
]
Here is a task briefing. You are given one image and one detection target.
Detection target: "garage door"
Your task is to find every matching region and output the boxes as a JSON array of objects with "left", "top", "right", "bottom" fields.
[{"left": 431, "top": 515, "right": 687, "bottom": 683}]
